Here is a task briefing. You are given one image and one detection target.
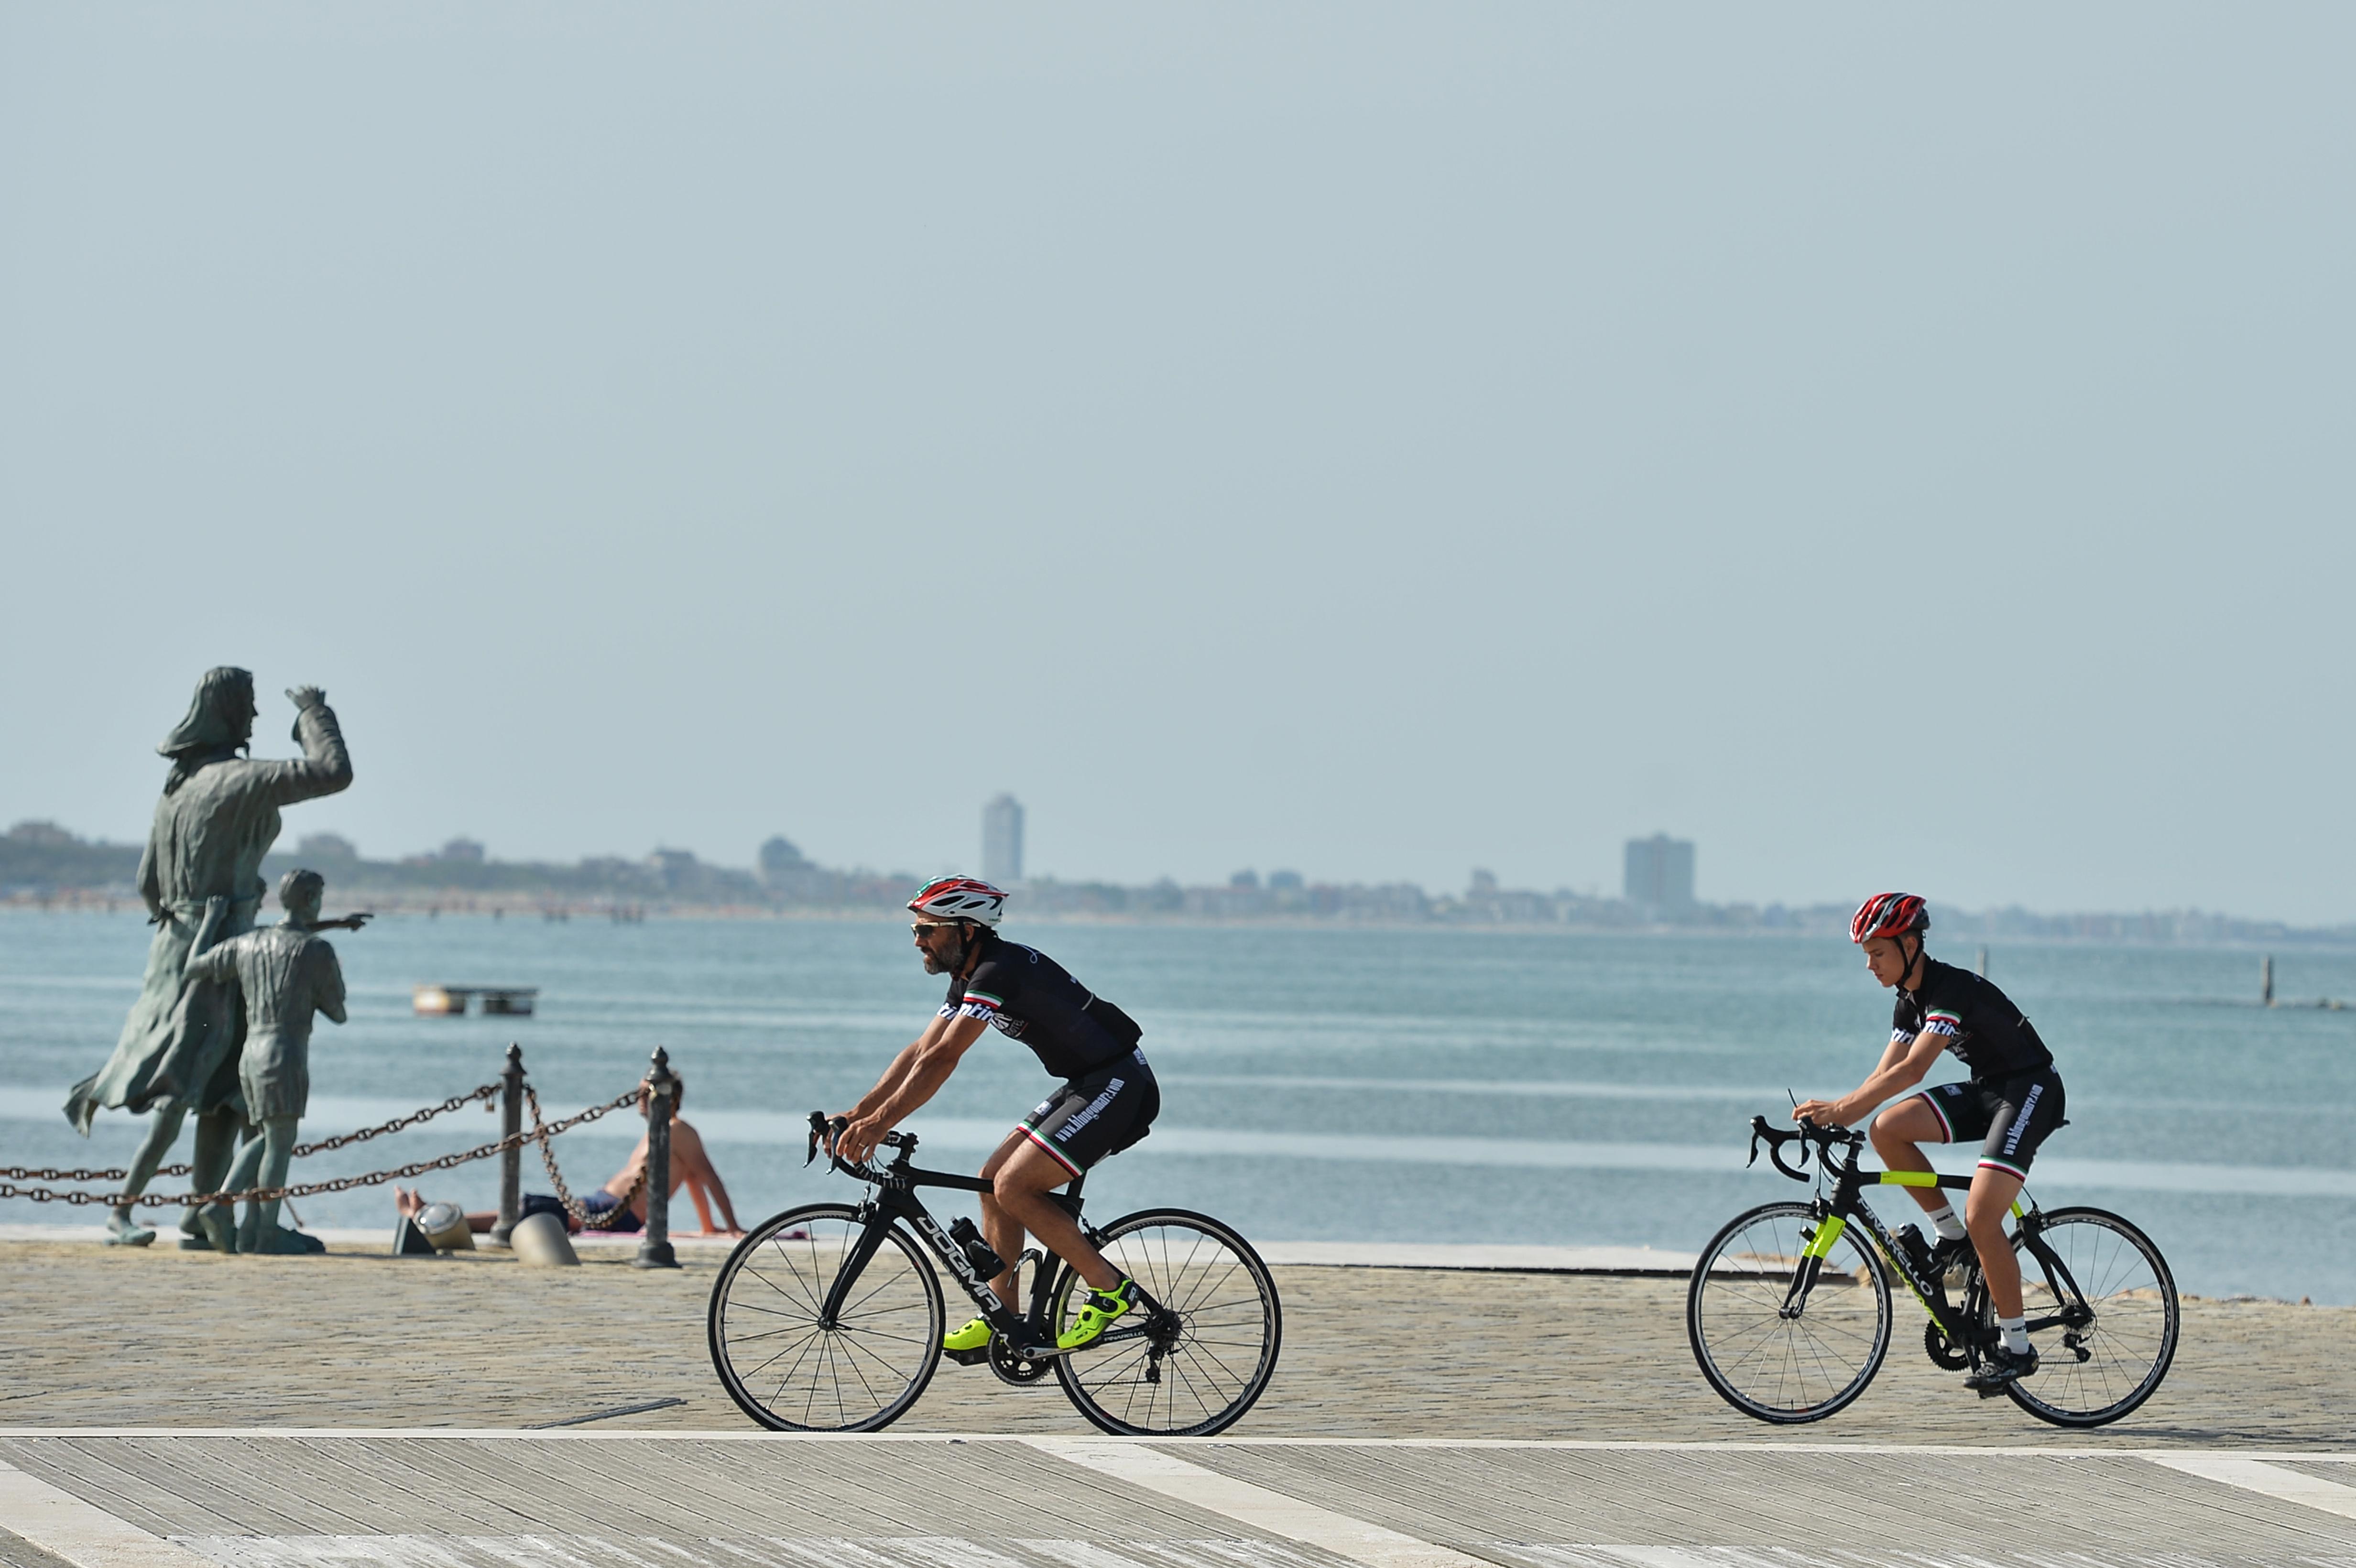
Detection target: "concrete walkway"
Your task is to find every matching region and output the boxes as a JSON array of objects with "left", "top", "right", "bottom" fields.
[{"left": 2, "top": 1433, "right": 2353, "bottom": 1568}]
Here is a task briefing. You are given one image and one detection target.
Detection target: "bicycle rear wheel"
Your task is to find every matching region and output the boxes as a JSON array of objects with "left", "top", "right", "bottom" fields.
[
  {"left": 708, "top": 1203, "right": 944, "bottom": 1432},
  {"left": 2004, "top": 1206, "right": 2179, "bottom": 1428},
  {"left": 1687, "top": 1202, "right": 1892, "bottom": 1424},
  {"left": 1052, "top": 1208, "right": 1281, "bottom": 1436}
]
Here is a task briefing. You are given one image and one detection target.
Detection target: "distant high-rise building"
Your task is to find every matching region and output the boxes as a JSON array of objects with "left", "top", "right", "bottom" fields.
[
  {"left": 1624, "top": 833, "right": 1696, "bottom": 915},
  {"left": 982, "top": 794, "right": 1024, "bottom": 884}
]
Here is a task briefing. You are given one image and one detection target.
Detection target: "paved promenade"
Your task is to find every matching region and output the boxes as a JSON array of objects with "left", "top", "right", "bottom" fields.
[
  {"left": 1, "top": 1241, "right": 2351, "bottom": 1567},
  {"left": 3, "top": 1241, "right": 2346, "bottom": 1445}
]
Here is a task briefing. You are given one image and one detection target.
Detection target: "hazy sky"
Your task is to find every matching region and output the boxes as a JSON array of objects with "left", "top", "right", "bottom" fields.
[{"left": 5, "top": 5, "right": 2353, "bottom": 920}]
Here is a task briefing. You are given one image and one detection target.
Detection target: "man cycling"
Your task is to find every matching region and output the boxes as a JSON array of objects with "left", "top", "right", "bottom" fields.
[
  {"left": 1794, "top": 892, "right": 2066, "bottom": 1390},
  {"left": 835, "top": 875, "right": 1158, "bottom": 1356}
]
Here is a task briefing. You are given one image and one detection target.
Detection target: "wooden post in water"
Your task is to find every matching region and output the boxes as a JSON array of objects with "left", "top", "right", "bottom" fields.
[
  {"left": 634, "top": 1047, "right": 680, "bottom": 1270},
  {"left": 1976, "top": 946, "right": 1989, "bottom": 978},
  {"left": 489, "top": 1044, "right": 526, "bottom": 1247},
  {"left": 2262, "top": 955, "right": 2275, "bottom": 1008}
]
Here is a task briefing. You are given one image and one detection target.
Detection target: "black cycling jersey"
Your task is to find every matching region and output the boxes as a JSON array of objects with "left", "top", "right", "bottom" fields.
[
  {"left": 1892, "top": 957, "right": 2054, "bottom": 1082},
  {"left": 940, "top": 936, "right": 1138, "bottom": 1080}
]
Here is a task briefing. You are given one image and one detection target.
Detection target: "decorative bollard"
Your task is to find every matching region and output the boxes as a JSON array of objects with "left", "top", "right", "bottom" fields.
[
  {"left": 489, "top": 1043, "right": 526, "bottom": 1247},
  {"left": 510, "top": 1210, "right": 579, "bottom": 1267},
  {"left": 633, "top": 1046, "right": 679, "bottom": 1270}
]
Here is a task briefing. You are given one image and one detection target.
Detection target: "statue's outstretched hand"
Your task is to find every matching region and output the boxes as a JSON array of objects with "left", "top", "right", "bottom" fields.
[{"left": 286, "top": 686, "right": 327, "bottom": 711}]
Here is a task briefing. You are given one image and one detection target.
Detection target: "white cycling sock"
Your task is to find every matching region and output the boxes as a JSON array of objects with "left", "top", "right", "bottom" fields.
[
  {"left": 1999, "top": 1316, "right": 2030, "bottom": 1355},
  {"left": 1923, "top": 1201, "right": 1968, "bottom": 1242}
]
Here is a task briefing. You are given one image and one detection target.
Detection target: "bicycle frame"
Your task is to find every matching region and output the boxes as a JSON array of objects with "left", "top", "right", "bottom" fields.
[
  {"left": 1751, "top": 1118, "right": 2094, "bottom": 1352},
  {"left": 806, "top": 1114, "right": 1164, "bottom": 1362}
]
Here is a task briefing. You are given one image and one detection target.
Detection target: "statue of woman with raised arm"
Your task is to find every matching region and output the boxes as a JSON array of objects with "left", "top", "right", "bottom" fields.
[{"left": 63, "top": 668, "right": 354, "bottom": 1247}]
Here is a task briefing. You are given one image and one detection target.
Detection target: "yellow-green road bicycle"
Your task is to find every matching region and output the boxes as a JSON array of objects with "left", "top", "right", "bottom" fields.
[{"left": 1687, "top": 1118, "right": 2179, "bottom": 1427}]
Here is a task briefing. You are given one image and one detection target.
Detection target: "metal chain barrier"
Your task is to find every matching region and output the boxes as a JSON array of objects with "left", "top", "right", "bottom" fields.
[
  {"left": 1, "top": 1082, "right": 502, "bottom": 1185},
  {"left": 524, "top": 1084, "right": 646, "bottom": 1230},
  {"left": 289, "top": 1082, "right": 502, "bottom": 1157},
  {"left": 0, "top": 1088, "right": 642, "bottom": 1209}
]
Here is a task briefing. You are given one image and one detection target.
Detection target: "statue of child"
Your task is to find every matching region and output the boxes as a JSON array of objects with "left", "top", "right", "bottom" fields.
[{"left": 183, "top": 867, "right": 351, "bottom": 1253}]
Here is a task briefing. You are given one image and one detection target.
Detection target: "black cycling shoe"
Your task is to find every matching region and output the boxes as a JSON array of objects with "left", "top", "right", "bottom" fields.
[{"left": 1964, "top": 1343, "right": 2039, "bottom": 1393}]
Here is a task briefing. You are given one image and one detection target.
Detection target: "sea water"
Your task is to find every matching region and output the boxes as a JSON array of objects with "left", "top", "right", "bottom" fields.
[{"left": 2, "top": 909, "right": 2350, "bottom": 1302}]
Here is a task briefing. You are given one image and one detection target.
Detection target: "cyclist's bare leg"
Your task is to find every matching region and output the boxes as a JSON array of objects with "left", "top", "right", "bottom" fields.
[
  {"left": 973, "top": 1130, "right": 1030, "bottom": 1306},
  {"left": 1868, "top": 1096, "right": 1951, "bottom": 1220},
  {"left": 1965, "top": 1165, "right": 2026, "bottom": 1318},
  {"left": 987, "top": 1139, "right": 1123, "bottom": 1295}
]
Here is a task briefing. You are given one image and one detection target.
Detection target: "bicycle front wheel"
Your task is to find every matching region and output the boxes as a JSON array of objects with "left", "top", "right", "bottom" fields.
[
  {"left": 2005, "top": 1206, "right": 2179, "bottom": 1428},
  {"left": 708, "top": 1203, "right": 944, "bottom": 1432},
  {"left": 1052, "top": 1209, "right": 1282, "bottom": 1437},
  {"left": 1688, "top": 1202, "right": 1892, "bottom": 1424}
]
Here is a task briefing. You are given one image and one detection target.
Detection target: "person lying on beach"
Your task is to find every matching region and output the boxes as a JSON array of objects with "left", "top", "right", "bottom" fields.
[{"left": 395, "top": 1077, "right": 743, "bottom": 1237}]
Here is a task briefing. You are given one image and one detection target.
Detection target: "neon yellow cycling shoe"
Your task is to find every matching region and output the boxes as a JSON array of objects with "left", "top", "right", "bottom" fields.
[
  {"left": 1056, "top": 1278, "right": 1139, "bottom": 1351},
  {"left": 943, "top": 1317, "right": 993, "bottom": 1353}
]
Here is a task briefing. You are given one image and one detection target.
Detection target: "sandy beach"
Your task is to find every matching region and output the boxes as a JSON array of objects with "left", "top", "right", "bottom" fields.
[{"left": 3, "top": 1240, "right": 2345, "bottom": 1447}]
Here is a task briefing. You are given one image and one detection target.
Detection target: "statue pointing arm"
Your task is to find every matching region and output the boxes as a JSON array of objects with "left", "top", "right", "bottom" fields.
[{"left": 262, "top": 686, "right": 354, "bottom": 807}]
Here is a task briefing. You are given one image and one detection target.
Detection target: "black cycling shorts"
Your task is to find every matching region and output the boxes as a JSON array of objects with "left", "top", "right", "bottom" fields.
[
  {"left": 1911, "top": 1068, "right": 2067, "bottom": 1180},
  {"left": 1018, "top": 1049, "right": 1159, "bottom": 1178}
]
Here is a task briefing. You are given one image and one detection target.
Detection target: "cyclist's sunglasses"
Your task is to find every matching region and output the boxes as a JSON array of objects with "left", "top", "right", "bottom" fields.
[{"left": 910, "top": 921, "right": 960, "bottom": 936}]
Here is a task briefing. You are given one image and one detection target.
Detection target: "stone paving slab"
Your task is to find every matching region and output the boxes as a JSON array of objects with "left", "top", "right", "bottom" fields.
[
  {"left": 0, "top": 1436, "right": 2352, "bottom": 1568},
  {"left": 1155, "top": 1441, "right": 2356, "bottom": 1557}
]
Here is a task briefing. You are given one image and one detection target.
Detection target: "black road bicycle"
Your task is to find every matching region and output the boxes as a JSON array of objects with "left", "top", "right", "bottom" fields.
[
  {"left": 1687, "top": 1117, "right": 2179, "bottom": 1427},
  {"left": 708, "top": 1112, "right": 1282, "bottom": 1436}
]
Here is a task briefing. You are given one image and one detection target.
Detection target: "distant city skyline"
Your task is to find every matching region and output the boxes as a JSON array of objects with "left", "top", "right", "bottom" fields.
[{"left": 11, "top": 813, "right": 2353, "bottom": 944}]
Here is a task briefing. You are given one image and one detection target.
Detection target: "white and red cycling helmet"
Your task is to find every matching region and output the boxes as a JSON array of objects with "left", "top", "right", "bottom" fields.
[
  {"left": 908, "top": 875, "right": 1008, "bottom": 927},
  {"left": 1850, "top": 891, "right": 1929, "bottom": 944}
]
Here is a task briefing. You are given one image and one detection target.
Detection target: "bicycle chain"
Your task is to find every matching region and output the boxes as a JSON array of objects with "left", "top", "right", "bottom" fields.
[
  {"left": 0, "top": 1089, "right": 641, "bottom": 1209},
  {"left": 524, "top": 1084, "right": 647, "bottom": 1231},
  {"left": 1, "top": 1083, "right": 501, "bottom": 1184}
]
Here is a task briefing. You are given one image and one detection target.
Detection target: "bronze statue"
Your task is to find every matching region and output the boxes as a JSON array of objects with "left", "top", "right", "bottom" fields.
[
  {"left": 186, "top": 868, "right": 350, "bottom": 1253},
  {"left": 63, "top": 670, "right": 353, "bottom": 1246}
]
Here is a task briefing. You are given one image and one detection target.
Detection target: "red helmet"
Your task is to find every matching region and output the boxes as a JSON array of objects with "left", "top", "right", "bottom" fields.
[
  {"left": 908, "top": 875, "right": 1008, "bottom": 927},
  {"left": 1850, "top": 892, "right": 1928, "bottom": 944}
]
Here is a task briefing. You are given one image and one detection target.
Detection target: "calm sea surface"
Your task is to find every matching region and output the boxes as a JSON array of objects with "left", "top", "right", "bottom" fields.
[{"left": 3, "top": 909, "right": 2351, "bottom": 1302}]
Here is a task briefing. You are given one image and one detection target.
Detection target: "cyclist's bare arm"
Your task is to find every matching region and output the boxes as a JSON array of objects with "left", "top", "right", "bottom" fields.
[
  {"left": 839, "top": 1013, "right": 989, "bottom": 1161},
  {"left": 1795, "top": 1030, "right": 1946, "bottom": 1128}
]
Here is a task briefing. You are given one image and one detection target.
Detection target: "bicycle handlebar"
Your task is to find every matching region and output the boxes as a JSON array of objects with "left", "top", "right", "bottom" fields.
[
  {"left": 803, "top": 1110, "right": 915, "bottom": 1180},
  {"left": 1747, "top": 1114, "right": 1864, "bottom": 1184}
]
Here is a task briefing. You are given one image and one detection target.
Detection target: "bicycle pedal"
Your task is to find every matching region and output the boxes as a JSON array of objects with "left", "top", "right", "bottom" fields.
[{"left": 942, "top": 1346, "right": 992, "bottom": 1367}]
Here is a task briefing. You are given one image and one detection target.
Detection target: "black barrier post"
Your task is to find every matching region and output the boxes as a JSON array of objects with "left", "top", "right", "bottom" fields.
[
  {"left": 633, "top": 1046, "right": 679, "bottom": 1270},
  {"left": 489, "top": 1044, "right": 525, "bottom": 1247}
]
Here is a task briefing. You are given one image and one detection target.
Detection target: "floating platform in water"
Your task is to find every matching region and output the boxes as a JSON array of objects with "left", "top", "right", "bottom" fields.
[{"left": 412, "top": 985, "right": 539, "bottom": 1017}]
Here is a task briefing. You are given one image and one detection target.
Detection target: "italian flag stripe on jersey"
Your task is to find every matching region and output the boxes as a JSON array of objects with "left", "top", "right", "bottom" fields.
[
  {"left": 964, "top": 991, "right": 1004, "bottom": 1009},
  {"left": 1926, "top": 1009, "right": 1963, "bottom": 1026}
]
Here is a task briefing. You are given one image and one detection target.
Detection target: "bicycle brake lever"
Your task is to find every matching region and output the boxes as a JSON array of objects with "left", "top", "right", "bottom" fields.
[{"left": 1746, "top": 1117, "right": 1765, "bottom": 1169}]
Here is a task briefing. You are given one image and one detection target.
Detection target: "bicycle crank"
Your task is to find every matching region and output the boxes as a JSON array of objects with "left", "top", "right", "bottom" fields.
[
  {"left": 1923, "top": 1321, "right": 1970, "bottom": 1371},
  {"left": 989, "top": 1336, "right": 1053, "bottom": 1385}
]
